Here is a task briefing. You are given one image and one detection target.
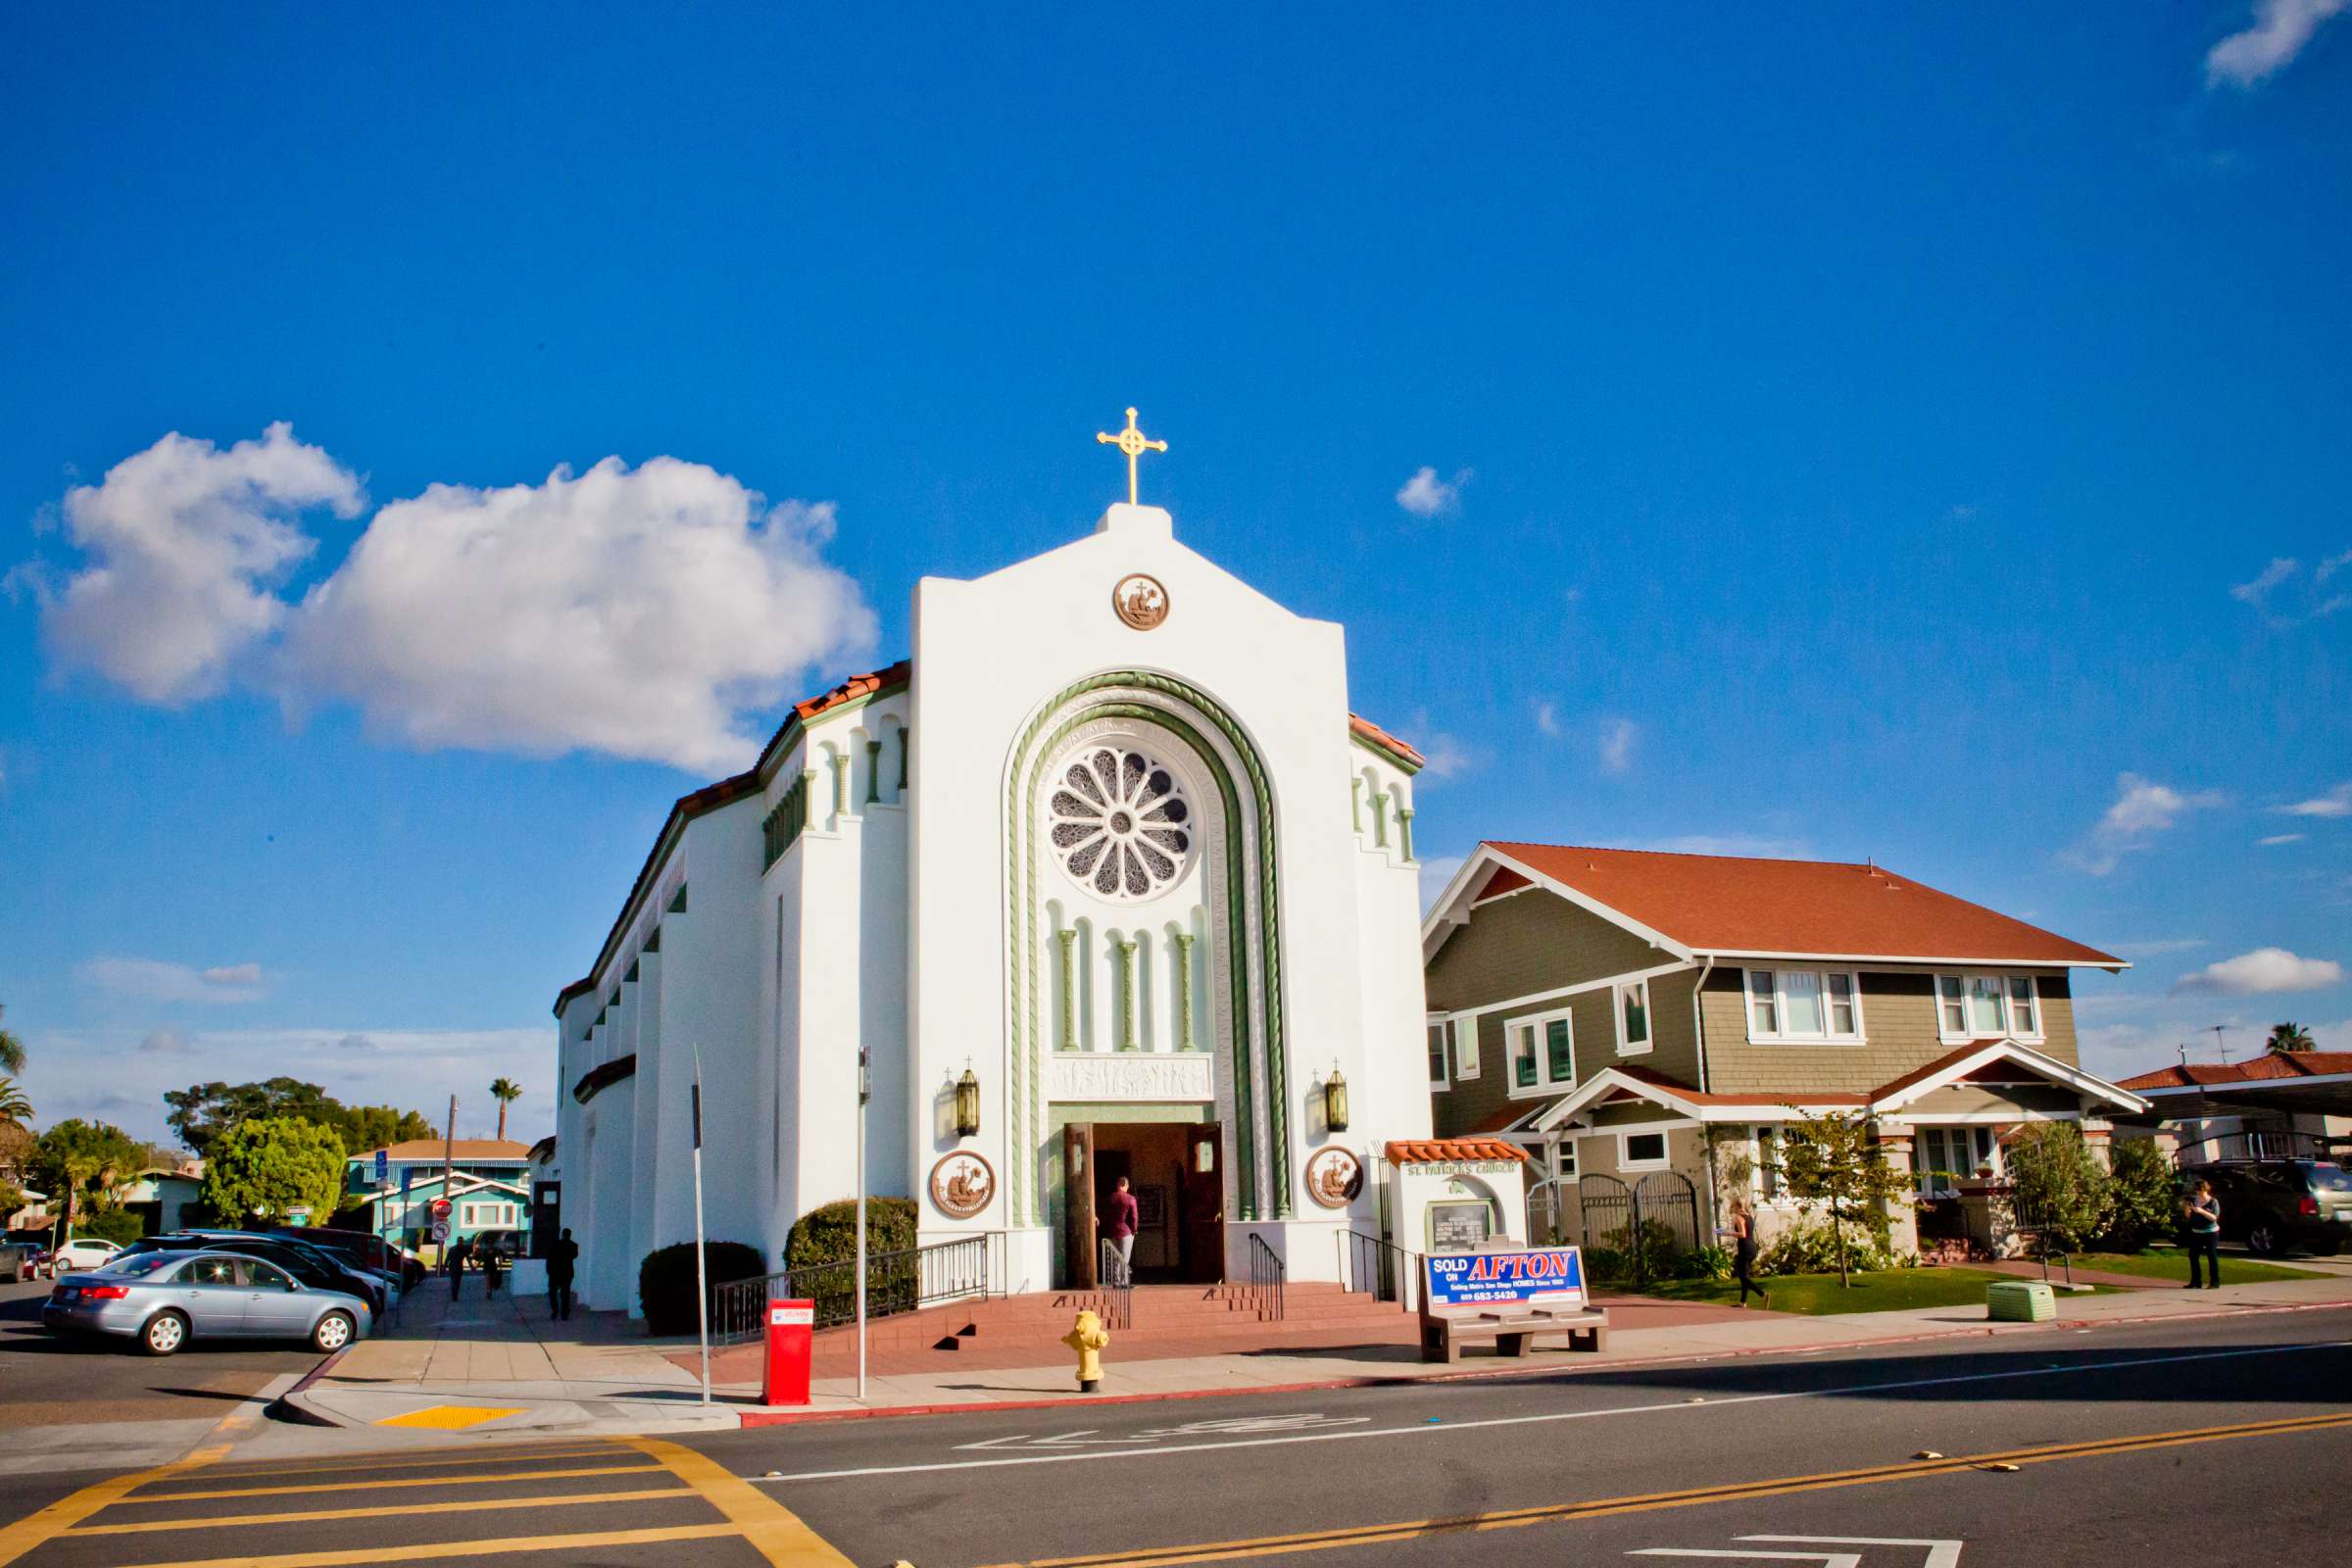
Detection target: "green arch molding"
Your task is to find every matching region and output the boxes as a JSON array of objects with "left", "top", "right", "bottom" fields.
[{"left": 1004, "top": 671, "right": 1290, "bottom": 1225}]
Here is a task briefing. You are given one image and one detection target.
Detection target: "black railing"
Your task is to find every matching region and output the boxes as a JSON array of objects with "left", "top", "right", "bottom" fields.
[
  {"left": 1243, "top": 1232, "right": 1286, "bottom": 1322},
  {"left": 710, "top": 1232, "right": 996, "bottom": 1345},
  {"left": 1090, "top": 1238, "right": 1134, "bottom": 1330},
  {"left": 1337, "top": 1229, "right": 1420, "bottom": 1309}
]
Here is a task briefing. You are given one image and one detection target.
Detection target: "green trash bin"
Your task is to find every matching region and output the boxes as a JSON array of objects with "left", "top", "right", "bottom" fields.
[{"left": 1986, "top": 1279, "right": 2056, "bottom": 1322}]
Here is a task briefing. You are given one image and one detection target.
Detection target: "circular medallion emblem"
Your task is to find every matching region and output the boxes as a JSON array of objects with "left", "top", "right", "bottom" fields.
[
  {"left": 1305, "top": 1147, "right": 1363, "bottom": 1209},
  {"left": 1111, "top": 573, "right": 1169, "bottom": 630},
  {"left": 929, "top": 1152, "right": 998, "bottom": 1219}
]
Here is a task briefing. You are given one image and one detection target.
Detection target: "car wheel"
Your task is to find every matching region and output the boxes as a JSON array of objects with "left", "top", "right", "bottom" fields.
[
  {"left": 140, "top": 1311, "right": 189, "bottom": 1357},
  {"left": 311, "top": 1311, "right": 355, "bottom": 1353},
  {"left": 2247, "top": 1220, "right": 2281, "bottom": 1256}
]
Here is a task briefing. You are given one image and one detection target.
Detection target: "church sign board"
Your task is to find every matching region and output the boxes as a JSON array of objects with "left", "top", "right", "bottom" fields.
[{"left": 1423, "top": 1247, "right": 1588, "bottom": 1311}]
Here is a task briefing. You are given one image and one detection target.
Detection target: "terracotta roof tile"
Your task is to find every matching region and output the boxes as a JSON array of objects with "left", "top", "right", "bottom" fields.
[
  {"left": 1385, "top": 1137, "right": 1530, "bottom": 1164},
  {"left": 1484, "top": 842, "right": 2124, "bottom": 967},
  {"left": 2117, "top": 1051, "right": 2352, "bottom": 1092},
  {"left": 1349, "top": 713, "right": 1425, "bottom": 769}
]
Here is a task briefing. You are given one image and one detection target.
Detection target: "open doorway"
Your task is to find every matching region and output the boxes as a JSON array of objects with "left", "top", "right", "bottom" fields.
[{"left": 1061, "top": 1121, "right": 1223, "bottom": 1286}]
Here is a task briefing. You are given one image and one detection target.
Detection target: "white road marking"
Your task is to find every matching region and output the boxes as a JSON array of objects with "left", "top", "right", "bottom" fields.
[
  {"left": 957, "top": 1413, "right": 1371, "bottom": 1450},
  {"left": 1743, "top": 1541, "right": 1961, "bottom": 1568},
  {"left": 1631, "top": 1553, "right": 1860, "bottom": 1566},
  {"left": 748, "top": 1338, "right": 2348, "bottom": 1484}
]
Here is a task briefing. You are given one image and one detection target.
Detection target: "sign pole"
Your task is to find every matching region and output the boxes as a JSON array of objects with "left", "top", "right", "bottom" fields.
[
  {"left": 856, "top": 1044, "right": 870, "bottom": 1402},
  {"left": 442, "top": 1094, "right": 457, "bottom": 1268},
  {"left": 692, "top": 1043, "right": 710, "bottom": 1406}
]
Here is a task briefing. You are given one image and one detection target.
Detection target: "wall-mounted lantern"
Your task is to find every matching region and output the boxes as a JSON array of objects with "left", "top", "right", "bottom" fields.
[
  {"left": 1322, "top": 1063, "right": 1350, "bottom": 1134},
  {"left": 955, "top": 1062, "right": 982, "bottom": 1140}
]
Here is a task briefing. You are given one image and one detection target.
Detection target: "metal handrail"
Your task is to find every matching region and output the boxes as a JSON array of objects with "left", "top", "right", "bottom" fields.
[
  {"left": 1244, "top": 1232, "right": 1285, "bottom": 1322},
  {"left": 1092, "top": 1238, "right": 1134, "bottom": 1330},
  {"left": 710, "top": 1231, "right": 996, "bottom": 1344},
  {"left": 1337, "top": 1229, "right": 1420, "bottom": 1310}
]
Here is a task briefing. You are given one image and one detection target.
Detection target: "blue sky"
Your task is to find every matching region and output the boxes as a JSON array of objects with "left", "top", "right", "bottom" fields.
[{"left": 2, "top": 5, "right": 2346, "bottom": 1148}]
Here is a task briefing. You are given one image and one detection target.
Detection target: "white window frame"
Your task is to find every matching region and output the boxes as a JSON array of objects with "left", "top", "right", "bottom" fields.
[
  {"left": 1553, "top": 1139, "right": 1580, "bottom": 1181},
  {"left": 1614, "top": 979, "right": 1653, "bottom": 1056},
  {"left": 1426, "top": 1017, "right": 1450, "bottom": 1092},
  {"left": 1911, "top": 1124, "right": 2000, "bottom": 1197},
  {"left": 1741, "top": 1123, "right": 1792, "bottom": 1205},
  {"left": 1449, "top": 1012, "right": 1480, "bottom": 1080},
  {"left": 1505, "top": 1007, "right": 1578, "bottom": 1099},
  {"left": 1934, "top": 972, "right": 2046, "bottom": 1044},
  {"left": 1740, "top": 966, "right": 1867, "bottom": 1045},
  {"left": 1618, "top": 1128, "right": 1672, "bottom": 1172}
]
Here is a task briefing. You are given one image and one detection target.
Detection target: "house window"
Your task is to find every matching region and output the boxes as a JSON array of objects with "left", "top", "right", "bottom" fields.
[
  {"left": 1616, "top": 980, "right": 1652, "bottom": 1054},
  {"left": 1451, "top": 1014, "right": 1479, "bottom": 1080},
  {"left": 1742, "top": 968, "right": 1865, "bottom": 1043},
  {"left": 1754, "top": 1126, "right": 1783, "bottom": 1200},
  {"left": 1935, "top": 974, "right": 2045, "bottom": 1042},
  {"left": 1912, "top": 1126, "right": 1998, "bottom": 1197},
  {"left": 1553, "top": 1140, "right": 1579, "bottom": 1180},
  {"left": 1427, "top": 1022, "right": 1449, "bottom": 1090},
  {"left": 1504, "top": 1009, "right": 1576, "bottom": 1096},
  {"left": 1620, "top": 1130, "right": 1670, "bottom": 1170}
]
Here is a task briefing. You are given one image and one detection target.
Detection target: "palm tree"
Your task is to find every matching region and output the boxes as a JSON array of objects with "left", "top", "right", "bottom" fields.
[
  {"left": 0, "top": 1004, "right": 24, "bottom": 1076},
  {"left": 0, "top": 1077, "right": 30, "bottom": 1126},
  {"left": 489, "top": 1078, "right": 523, "bottom": 1141},
  {"left": 2267, "top": 1022, "right": 2317, "bottom": 1054}
]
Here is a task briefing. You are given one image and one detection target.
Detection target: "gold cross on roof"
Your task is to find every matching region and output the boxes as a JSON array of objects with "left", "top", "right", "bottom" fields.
[{"left": 1096, "top": 406, "right": 1168, "bottom": 506}]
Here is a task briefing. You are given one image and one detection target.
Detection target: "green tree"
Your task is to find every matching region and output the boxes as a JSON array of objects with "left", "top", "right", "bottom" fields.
[
  {"left": 2099, "top": 1137, "right": 2179, "bottom": 1251},
  {"left": 489, "top": 1078, "right": 522, "bottom": 1141},
  {"left": 0, "top": 1075, "right": 30, "bottom": 1126},
  {"left": 2004, "top": 1121, "right": 2111, "bottom": 1252},
  {"left": 0, "top": 1003, "right": 24, "bottom": 1076},
  {"left": 202, "top": 1116, "right": 348, "bottom": 1225},
  {"left": 1774, "top": 1111, "right": 1915, "bottom": 1286},
  {"left": 164, "top": 1078, "right": 431, "bottom": 1160},
  {"left": 331, "top": 1103, "right": 437, "bottom": 1155},
  {"left": 31, "top": 1119, "right": 145, "bottom": 1244},
  {"left": 2266, "top": 1022, "right": 2317, "bottom": 1054}
]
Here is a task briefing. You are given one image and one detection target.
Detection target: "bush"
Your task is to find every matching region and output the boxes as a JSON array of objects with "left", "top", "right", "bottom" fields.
[
  {"left": 2096, "top": 1139, "right": 2178, "bottom": 1252},
  {"left": 1680, "top": 1244, "right": 1734, "bottom": 1281},
  {"left": 637, "top": 1241, "right": 766, "bottom": 1336},
  {"left": 784, "top": 1198, "right": 920, "bottom": 1327},
  {"left": 1757, "top": 1221, "right": 1910, "bottom": 1276},
  {"left": 74, "top": 1207, "right": 147, "bottom": 1246},
  {"left": 2006, "top": 1122, "right": 2111, "bottom": 1252}
]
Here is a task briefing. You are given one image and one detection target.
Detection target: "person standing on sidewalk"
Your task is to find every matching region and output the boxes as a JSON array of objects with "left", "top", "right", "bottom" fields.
[
  {"left": 482, "top": 1244, "right": 504, "bottom": 1298},
  {"left": 2183, "top": 1178, "right": 2223, "bottom": 1289},
  {"left": 546, "top": 1227, "right": 578, "bottom": 1321},
  {"left": 1726, "top": 1197, "right": 1769, "bottom": 1308},
  {"left": 1102, "top": 1175, "right": 1139, "bottom": 1283},
  {"left": 444, "top": 1236, "right": 468, "bottom": 1301}
]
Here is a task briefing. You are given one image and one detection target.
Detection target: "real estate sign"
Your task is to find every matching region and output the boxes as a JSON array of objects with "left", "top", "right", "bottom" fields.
[{"left": 1424, "top": 1246, "right": 1586, "bottom": 1310}]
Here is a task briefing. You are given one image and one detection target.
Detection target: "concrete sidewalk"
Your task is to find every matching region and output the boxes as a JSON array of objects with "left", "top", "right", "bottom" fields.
[{"left": 267, "top": 1268, "right": 2352, "bottom": 1445}]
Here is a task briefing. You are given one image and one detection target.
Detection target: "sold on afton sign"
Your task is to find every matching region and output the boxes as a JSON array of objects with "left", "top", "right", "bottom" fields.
[{"left": 1423, "top": 1246, "right": 1586, "bottom": 1309}]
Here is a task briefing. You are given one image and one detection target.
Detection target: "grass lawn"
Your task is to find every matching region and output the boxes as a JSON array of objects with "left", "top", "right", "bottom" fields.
[
  {"left": 2065, "top": 1250, "right": 2326, "bottom": 1285},
  {"left": 1636, "top": 1266, "right": 2120, "bottom": 1315}
]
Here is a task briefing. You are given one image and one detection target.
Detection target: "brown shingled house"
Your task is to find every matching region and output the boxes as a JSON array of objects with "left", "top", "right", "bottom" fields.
[{"left": 1421, "top": 842, "right": 2149, "bottom": 1256}]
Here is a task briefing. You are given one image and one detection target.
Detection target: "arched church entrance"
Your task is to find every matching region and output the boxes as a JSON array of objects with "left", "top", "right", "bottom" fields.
[{"left": 1003, "top": 671, "right": 1289, "bottom": 1290}]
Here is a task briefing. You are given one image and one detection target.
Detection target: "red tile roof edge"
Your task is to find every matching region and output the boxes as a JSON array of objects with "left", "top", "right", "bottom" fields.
[
  {"left": 1349, "top": 713, "right": 1425, "bottom": 770},
  {"left": 2116, "top": 1051, "right": 2352, "bottom": 1092},
  {"left": 1385, "top": 1138, "right": 1531, "bottom": 1164}
]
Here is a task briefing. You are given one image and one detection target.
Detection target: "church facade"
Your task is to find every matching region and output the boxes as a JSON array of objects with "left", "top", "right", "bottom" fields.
[{"left": 550, "top": 482, "right": 1434, "bottom": 1314}]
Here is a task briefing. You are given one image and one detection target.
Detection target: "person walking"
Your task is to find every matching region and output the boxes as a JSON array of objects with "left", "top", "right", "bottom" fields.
[
  {"left": 2183, "top": 1177, "right": 2223, "bottom": 1290},
  {"left": 1103, "top": 1175, "right": 1140, "bottom": 1284},
  {"left": 547, "top": 1228, "right": 579, "bottom": 1322},
  {"left": 444, "top": 1236, "right": 468, "bottom": 1301},
  {"left": 482, "top": 1244, "right": 504, "bottom": 1298},
  {"left": 1726, "top": 1197, "right": 1769, "bottom": 1308}
]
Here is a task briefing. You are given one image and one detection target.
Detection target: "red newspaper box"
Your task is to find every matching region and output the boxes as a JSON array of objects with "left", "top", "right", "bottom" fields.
[{"left": 762, "top": 1298, "right": 814, "bottom": 1406}]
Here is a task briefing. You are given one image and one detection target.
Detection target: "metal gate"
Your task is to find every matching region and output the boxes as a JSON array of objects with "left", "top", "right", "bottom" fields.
[{"left": 1561, "top": 1170, "right": 1702, "bottom": 1291}]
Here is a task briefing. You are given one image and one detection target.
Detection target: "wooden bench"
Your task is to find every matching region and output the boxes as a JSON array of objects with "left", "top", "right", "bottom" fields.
[{"left": 1418, "top": 1301, "right": 1609, "bottom": 1364}]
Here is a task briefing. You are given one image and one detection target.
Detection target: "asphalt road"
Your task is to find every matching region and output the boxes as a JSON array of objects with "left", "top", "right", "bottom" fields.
[
  {"left": 0, "top": 1279, "right": 327, "bottom": 1431},
  {"left": 0, "top": 1306, "right": 2346, "bottom": 1567}
]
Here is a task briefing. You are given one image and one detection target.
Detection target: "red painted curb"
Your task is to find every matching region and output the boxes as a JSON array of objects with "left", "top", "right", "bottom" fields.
[{"left": 736, "top": 1296, "right": 2348, "bottom": 1427}]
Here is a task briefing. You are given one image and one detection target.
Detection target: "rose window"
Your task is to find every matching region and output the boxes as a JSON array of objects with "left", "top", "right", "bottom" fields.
[{"left": 1049, "top": 747, "right": 1195, "bottom": 900}]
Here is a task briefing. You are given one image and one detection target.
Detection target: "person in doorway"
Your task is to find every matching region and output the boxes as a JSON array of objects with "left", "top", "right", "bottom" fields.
[
  {"left": 2183, "top": 1178, "right": 2223, "bottom": 1289},
  {"left": 547, "top": 1227, "right": 579, "bottom": 1321},
  {"left": 444, "top": 1236, "right": 468, "bottom": 1300},
  {"left": 1103, "top": 1175, "right": 1140, "bottom": 1283},
  {"left": 1726, "top": 1197, "right": 1768, "bottom": 1309}
]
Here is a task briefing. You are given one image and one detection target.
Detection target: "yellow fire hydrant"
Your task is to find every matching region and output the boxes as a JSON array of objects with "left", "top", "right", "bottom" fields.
[{"left": 1063, "top": 1308, "right": 1109, "bottom": 1393}]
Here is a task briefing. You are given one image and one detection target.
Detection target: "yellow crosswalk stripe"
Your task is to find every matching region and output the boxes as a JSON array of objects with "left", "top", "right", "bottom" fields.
[
  {"left": 122, "top": 1461, "right": 662, "bottom": 1503},
  {"left": 188, "top": 1444, "right": 621, "bottom": 1484},
  {"left": 622, "top": 1436, "right": 858, "bottom": 1568},
  {"left": 65, "top": 1485, "right": 692, "bottom": 1538},
  {"left": 90, "top": 1522, "right": 741, "bottom": 1568},
  {"left": 0, "top": 1445, "right": 225, "bottom": 1567}
]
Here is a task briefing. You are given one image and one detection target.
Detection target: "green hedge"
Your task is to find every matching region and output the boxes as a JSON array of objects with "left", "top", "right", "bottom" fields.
[
  {"left": 785, "top": 1198, "right": 918, "bottom": 1328},
  {"left": 636, "top": 1241, "right": 765, "bottom": 1336}
]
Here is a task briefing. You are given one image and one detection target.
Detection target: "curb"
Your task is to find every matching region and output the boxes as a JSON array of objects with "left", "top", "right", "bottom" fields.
[
  {"left": 737, "top": 1296, "right": 2350, "bottom": 1428},
  {"left": 271, "top": 1345, "right": 354, "bottom": 1428}
]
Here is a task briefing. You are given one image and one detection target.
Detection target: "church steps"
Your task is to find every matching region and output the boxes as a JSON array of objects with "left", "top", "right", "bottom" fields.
[{"left": 802, "top": 1282, "right": 1413, "bottom": 1360}]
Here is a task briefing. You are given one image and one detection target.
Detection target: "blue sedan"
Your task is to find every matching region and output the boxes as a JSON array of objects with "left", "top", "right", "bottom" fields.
[{"left": 43, "top": 1249, "right": 373, "bottom": 1356}]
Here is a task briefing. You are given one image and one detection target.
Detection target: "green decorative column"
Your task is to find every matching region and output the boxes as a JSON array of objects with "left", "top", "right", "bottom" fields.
[
  {"left": 1113, "top": 938, "right": 1139, "bottom": 1051},
  {"left": 897, "top": 728, "right": 909, "bottom": 795},
  {"left": 829, "top": 751, "right": 851, "bottom": 816},
  {"left": 1349, "top": 776, "right": 1364, "bottom": 834},
  {"left": 1370, "top": 790, "right": 1390, "bottom": 848},
  {"left": 1172, "top": 932, "right": 1197, "bottom": 1050},
  {"left": 1396, "top": 807, "right": 1416, "bottom": 863},
  {"left": 864, "top": 739, "right": 883, "bottom": 805},
  {"left": 1055, "top": 928, "right": 1078, "bottom": 1051},
  {"left": 801, "top": 768, "right": 818, "bottom": 830}
]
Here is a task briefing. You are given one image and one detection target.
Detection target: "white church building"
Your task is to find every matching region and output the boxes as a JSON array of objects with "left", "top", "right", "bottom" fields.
[{"left": 551, "top": 432, "right": 1435, "bottom": 1313}]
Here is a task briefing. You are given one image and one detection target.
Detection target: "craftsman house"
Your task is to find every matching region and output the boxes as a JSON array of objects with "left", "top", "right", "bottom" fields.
[{"left": 1421, "top": 843, "right": 2151, "bottom": 1254}]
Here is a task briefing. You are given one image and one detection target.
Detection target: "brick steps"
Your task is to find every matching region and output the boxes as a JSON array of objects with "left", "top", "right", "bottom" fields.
[{"left": 807, "top": 1283, "right": 1413, "bottom": 1362}]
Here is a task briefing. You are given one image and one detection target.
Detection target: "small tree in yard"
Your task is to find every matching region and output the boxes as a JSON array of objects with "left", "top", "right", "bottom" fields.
[
  {"left": 1775, "top": 1111, "right": 1914, "bottom": 1286},
  {"left": 2099, "top": 1137, "right": 2178, "bottom": 1251},
  {"left": 203, "top": 1116, "right": 347, "bottom": 1225},
  {"left": 32, "top": 1119, "right": 145, "bottom": 1244},
  {"left": 2004, "top": 1121, "right": 2110, "bottom": 1253}
]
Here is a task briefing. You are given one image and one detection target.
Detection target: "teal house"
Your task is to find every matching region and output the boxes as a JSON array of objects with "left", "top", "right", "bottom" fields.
[{"left": 346, "top": 1139, "right": 534, "bottom": 1252}]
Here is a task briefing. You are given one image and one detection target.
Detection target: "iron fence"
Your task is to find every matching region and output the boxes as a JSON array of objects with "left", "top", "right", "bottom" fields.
[
  {"left": 710, "top": 1231, "right": 996, "bottom": 1344},
  {"left": 1337, "top": 1229, "right": 1420, "bottom": 1309}
]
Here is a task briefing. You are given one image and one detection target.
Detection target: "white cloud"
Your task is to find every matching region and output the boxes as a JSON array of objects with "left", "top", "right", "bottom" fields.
[
  {"left": 1533, "top": 700, "right": 1560, "bottom": 738},
  {"left": 2064, "top": 772, "right": 2226, "bottom": 874},
  {"left": 2258, "top": 832, "right": 2306, "bottom": 847},
  {"left": 32, "top": 429, "right": 880, "bottom": 775},
  {"left": 2171, "top": 947, "right": 2345, "bottom": 996},
  {"left": 137, "top": 1029, "right": 193, "bottom": 1055},
  {"left": 1415, "top": 731, "right": 1475, "bottom": 781},
  {"left": 1395, "top": 466, "right": 1470, "bottom": 518},
  {"left": 1597, "top": 718, "right": 1638, "bottom": 774},
  {"left": 2102, "top": 937, "right": 2207, "bottom": 957},
  {"left": 1418, "top": 854, "right": 1468, "bottom": 915},
  {"left": 2206, "top": 0, "right": 2347, "bottom": 88},
  {"left": 75, "top": 956, "right": 270, "bottom": 1004},
  {"left": 34, "top": 423, "right": 364, "bottom": 703},
  {"left": 2277, "top": 782, "right": 2352, "bottom": 818},
  {"left": 2318, "top": 548, "right": 2352, "bottom": 584},
  {"left": 2230, "top": 555, "right": 2299, "bottom": 610}
]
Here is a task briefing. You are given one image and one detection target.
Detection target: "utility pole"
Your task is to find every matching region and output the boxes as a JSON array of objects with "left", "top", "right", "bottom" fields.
[
  {"left": 2211, "top": 1024, "right": 2230, "bottom": 1065},
  {"left": 442, "top": 1094, "right": 456, "bottom": 1262}
]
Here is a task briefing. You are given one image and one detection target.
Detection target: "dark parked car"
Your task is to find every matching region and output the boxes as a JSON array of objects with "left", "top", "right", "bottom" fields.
[
  {"left": 466, "top": 1229, "right": 526, "bottom": 1265},
  {"left": 270, "top": 1227, "right": 420, "bottom": 1291},
  {"left": 117, "top": 1233, "right": 389, "bottom": 1314},
  {"left": 2197, "top": 1158, "right": 2352, "bottom": 1255}
]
